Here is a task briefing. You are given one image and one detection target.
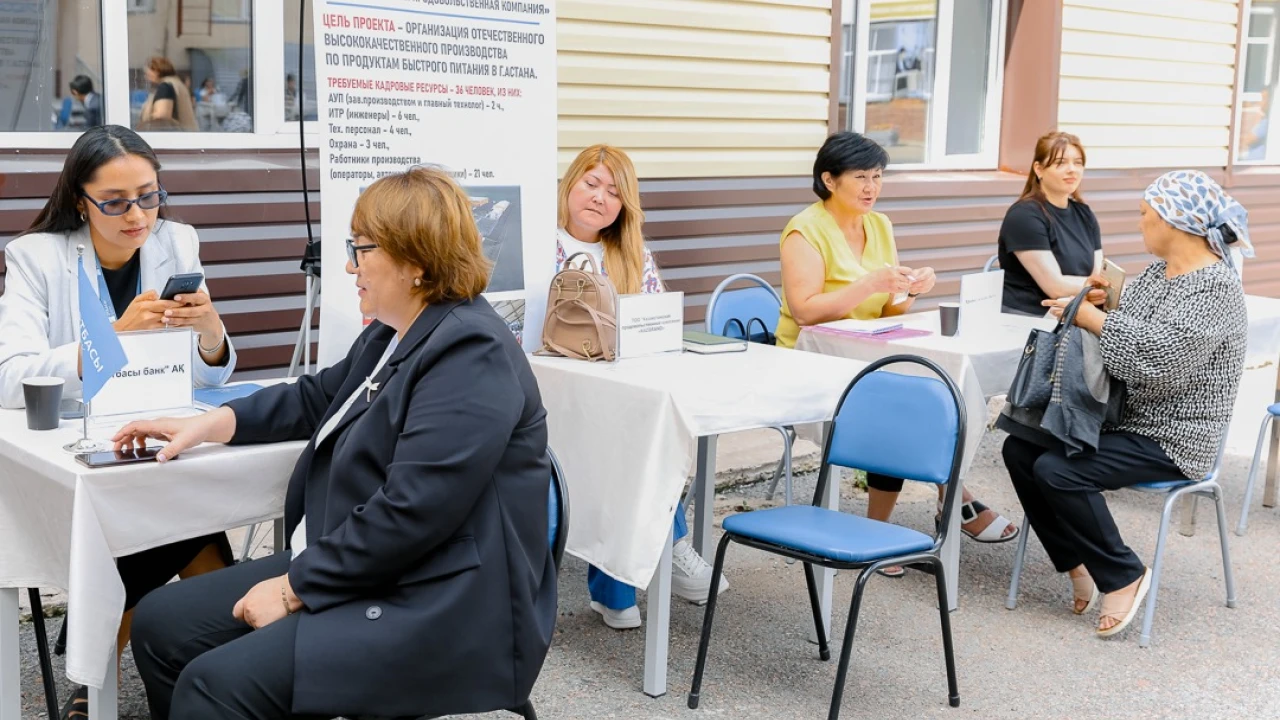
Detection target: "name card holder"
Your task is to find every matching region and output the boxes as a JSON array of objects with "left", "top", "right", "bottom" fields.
[
  {"left": 958, "top": 270, "right": 1004, "bottom": 336},
  {"left": 616, "top": 292, "right": 685, "bottom": 359},
  {"left": 89, "top": 328, "right": 196, "bottom": 420}
]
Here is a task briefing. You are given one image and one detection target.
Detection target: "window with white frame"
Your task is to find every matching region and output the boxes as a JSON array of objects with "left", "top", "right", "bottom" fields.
[
  {"left": 1237, "top": 2, "right": 1280, "bottom": 163},
  {"left": 0, "top": 2, "right": 316, "bottom": 150},
  {"left": 0, "top": 0, "right": 104, "bottom": 133},
  {"left": 838, "top": 0, "right": 1004, "bottom": 168}
]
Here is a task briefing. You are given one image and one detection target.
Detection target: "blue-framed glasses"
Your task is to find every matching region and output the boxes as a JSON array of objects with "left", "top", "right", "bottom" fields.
[
  {"left": 80, "top": 189, "right": 168, "bottom": 217},
  {"left": 346, "top": 237, "right": 378, "bottom": 267}
]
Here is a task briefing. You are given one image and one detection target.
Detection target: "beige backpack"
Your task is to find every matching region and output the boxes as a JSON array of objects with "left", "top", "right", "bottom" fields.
[{"left": 538, "top": 253, "right": 618, "bottom": 361}]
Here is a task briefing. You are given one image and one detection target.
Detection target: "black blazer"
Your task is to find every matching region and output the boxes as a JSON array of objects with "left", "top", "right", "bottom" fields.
[{"left": 227, "top": 297, "right": 555, "bottom": 718}]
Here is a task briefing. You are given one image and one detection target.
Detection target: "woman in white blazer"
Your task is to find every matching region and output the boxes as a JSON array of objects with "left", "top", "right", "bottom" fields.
[
  {"left": 0, "top": 125, "right": 234, "bottom": 720},
  {"left": 0, "top": 128, "right": 236, "bottom": 409}
]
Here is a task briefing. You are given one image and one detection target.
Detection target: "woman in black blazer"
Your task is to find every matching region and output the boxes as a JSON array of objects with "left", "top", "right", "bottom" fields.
[{"left": 114, "top": 167, "right": 556, "bottom": 720}]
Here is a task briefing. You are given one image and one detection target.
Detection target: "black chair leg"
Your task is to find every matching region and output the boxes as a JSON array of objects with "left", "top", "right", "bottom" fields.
[
  {"left": 28, "top": 589, "right": 60, "bottom": 720},
  {"left": 687, "top": 534, "right": 733, "bottom": 710},
  {"left": 803, "top": 562, "right": 830, "bottom": 661},
  {"left": 932, "top": 559, "right": 960, "bottom": 708},
  {"left": 54, "top": 613, "right": 67, "bottom": 656},
  {"left": 827, "top": 568, "right": 873, "bottom": 720},
  {"left": 511, "top": 699, "right": 537, "bottom": 720}
]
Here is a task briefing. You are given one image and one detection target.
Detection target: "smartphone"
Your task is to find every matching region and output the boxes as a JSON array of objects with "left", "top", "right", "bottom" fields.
[
  {"left": 1102, "top": 259, "right": 1126, "bottom": 311},
  {"left": 75, "top": 446, "right": 165, "bottom": 469},
  {"left": 160, "top": 272, "right": 204, "bottom": 301}
]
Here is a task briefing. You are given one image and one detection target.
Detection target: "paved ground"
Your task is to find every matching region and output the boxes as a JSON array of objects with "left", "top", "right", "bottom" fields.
[{"left": 17, "top": 430, "right": 1280, "bottom": 718}]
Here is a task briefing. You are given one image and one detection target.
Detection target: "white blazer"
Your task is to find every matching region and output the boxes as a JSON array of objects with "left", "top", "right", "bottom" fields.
[{"left": 0, "top": 221, "right": 236, "bottom": 408}]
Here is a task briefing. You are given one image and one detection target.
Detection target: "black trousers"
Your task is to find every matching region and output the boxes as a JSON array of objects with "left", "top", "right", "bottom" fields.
[
  {"left": 118, "top": 532, "right": 232, "bottom": 610},
  {"left": 1002, "top": 432, "right": 1186, "bottom": 593},
  {"left": 131, "top": 552, "right": 328, "bottom": 720},
  {"left": 866, "top": 472, "right": 906, "bottom": 493}
]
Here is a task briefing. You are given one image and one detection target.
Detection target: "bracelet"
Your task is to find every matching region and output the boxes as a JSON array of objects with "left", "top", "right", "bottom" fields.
[
  {"left": 907, "top": 292, "right": 920, "bottom": 298},
  {"left": 281, "top": 582, "right": 295, "bottom": 615},
  {"left": 199, "top": 333, "right": 226, "bottom": 355}
]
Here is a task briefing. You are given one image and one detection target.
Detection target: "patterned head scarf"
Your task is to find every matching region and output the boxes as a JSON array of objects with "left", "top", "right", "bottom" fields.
[{"left": 1144, "top": 170, "right": 1253, "bottom": 276}]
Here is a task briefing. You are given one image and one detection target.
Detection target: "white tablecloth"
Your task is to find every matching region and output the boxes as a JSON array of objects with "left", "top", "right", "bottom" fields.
[
  {"left": 530, "top": 345, "right": 868, "bottom": 587},
  {"left": 797, "top": 294, "right": 1280, "bottom": 462},
  {"left": 0, "top": 409, "right": 303, "bottom": 688}
]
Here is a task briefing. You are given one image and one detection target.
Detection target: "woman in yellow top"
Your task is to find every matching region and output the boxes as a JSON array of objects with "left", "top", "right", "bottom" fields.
[{"left": 779, "top": 132, "right": 1019, "bottom": 576}]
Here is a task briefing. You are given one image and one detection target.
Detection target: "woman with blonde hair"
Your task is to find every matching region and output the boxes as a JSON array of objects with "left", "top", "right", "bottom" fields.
[
  {"left": 556, "top": 145, "right": 724, "bottom": 630},
  {"left": 138, "top": 57, "right": 198, "bottom": 132}
]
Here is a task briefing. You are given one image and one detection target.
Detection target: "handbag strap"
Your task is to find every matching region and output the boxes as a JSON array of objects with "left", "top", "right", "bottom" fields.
[
  {"left": 1056, "top": 287, "right": 1094, "bottom": 331},
  {"left": 745, "top": 317, "right": 773, "bottom": 344},
  {"left": 561, "top": 251, "right": 600, "bottom": 274},
  {"left": 721, "top": 318, "right": 747, "bottom": 340}
]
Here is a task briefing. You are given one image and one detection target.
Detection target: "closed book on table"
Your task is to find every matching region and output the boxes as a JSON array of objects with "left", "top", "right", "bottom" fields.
[{"left": 682, "top": 330, "right": 747, "bottom": 354}]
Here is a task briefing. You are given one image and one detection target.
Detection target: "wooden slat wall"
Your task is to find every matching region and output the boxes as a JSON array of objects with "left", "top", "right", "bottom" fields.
[
  {"left": 557, "top": 0, "right": 833, "bottom": 178},
  {"left": 0, "top": 150, "right": 321, "bottom": 380},
  {"left": 1058, "top": 0, "right": 1240, "bottom": 169},
  {"left": 648, "top": 169, "right": 1280, "bottom": 325}
]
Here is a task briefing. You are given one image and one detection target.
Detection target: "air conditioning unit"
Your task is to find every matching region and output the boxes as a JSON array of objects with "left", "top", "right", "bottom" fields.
[{"left": 895, "top": 71, "right": 920, "bottom": 95}]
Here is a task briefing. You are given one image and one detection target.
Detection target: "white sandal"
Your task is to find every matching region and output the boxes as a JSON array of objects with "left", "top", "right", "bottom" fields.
[
  {"left": 1097, "top": 568, "right": 1152, "bottom": 638},
  {"left": 936, "top": 499, "right": 1020, "bottom": 544},
  {"left": 1070, "top": 571, "right": 1100, "bottom": 615}
]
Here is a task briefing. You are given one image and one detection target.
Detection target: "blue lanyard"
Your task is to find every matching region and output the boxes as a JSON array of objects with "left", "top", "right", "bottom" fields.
[{"left": 93, "top": 255, "right": 142, "bottom": 324}]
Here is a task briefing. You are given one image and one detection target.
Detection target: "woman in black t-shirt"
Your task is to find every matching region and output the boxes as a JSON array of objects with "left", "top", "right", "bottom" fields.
[{"left": 998, "top": 132, "right": 1105, "bottom": 316}]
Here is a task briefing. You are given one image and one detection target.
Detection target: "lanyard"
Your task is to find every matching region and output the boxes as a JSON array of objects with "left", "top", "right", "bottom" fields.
[{"left": 92, "top": 255, "right": 142, "bottom": 323}]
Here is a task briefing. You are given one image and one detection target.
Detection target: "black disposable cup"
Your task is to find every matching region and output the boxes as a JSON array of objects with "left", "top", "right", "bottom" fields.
[
  {"left": 939, "top": 303, "right": 960, "bottom": 337},
  {"left": 23, "top": 377, "right": 64, "bottom": 431}
]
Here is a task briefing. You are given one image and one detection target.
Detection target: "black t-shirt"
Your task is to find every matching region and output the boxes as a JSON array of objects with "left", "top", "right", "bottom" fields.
[
  {"left": 100, "top": 252, "right": 141, "bottom": 320},
  {"left": 153, "top": 81, "right": 179, "bottom": 120},
  {"left": 997, "top": 199, "right": 1101, "bottom": 316}
]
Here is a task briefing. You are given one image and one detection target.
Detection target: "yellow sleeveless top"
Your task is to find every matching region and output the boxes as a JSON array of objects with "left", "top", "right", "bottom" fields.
[{"left": 776, "top": 202, "right": 898, "bottom": 348}]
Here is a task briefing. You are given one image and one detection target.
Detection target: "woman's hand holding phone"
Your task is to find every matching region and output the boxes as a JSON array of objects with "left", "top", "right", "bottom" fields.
[{"left": 112, "top": 406, "right": 237, "bottom": 462}]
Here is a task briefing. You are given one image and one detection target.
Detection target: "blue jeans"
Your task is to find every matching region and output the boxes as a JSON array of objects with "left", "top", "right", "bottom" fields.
[{"left": 588, "top": 502, "right": 689, "bottom": 610}]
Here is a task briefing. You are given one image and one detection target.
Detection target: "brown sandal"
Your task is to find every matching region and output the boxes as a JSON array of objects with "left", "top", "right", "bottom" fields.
[
  {"left": 59, "top": 684, "right": 88, "bottom": 720},
  {"left": 1097, "top": 569, "right": 1152, "bottom": 638},
  {"left": 1070, "top": 571, "right": 1099, "bottom": 615}
]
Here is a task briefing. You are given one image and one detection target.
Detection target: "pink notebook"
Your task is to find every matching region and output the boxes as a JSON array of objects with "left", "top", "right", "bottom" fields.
[{"left": 811, "top": 326, "right": 934, "bottom": 342}]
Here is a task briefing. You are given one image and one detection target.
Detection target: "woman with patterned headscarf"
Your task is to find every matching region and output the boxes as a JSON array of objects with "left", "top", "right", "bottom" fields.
[{"left": 1002, "top": 170, "right": 1250, "bottom": 640}]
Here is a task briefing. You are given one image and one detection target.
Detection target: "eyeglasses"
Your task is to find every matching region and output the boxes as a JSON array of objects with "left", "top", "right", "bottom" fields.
[
  {"left": 80, "top": 189, "right": 168, "bottom": 217},
  {"left": 346, "top": 237, "right": 377, "bottom": 267}
]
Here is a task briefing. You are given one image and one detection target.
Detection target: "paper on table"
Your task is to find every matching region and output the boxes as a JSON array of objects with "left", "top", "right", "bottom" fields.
[{"left": 959, "top": 271, "right": 1005, "bottom": 335}]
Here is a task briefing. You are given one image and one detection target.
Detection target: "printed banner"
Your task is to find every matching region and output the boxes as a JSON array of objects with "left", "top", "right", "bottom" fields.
[{"left": 315, "top": 0, "right": 557, "bottom": 365}]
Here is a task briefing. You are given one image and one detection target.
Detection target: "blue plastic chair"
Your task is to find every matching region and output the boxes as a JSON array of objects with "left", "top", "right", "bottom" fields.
[
  {"left": 688, "top": 355, "right": 967, "bottom": 718},
  {"left": 1005, "top": 434, "right": 1236, "bottom": 648},
  {"left": 382, "top": 450, "right": 567, "bottom": 720},
  {"left": 705, "top": 273, "right": 795, "bottom": 504},
  {"left": 1236, "top": 403, "right": 1280, "bottom": 536}
]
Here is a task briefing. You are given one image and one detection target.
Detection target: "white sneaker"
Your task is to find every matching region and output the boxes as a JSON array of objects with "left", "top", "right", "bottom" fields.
[
  {"left": 590, "top": 601, "right": 641, "bottom": 630},
  {"left": 671, "top": 538, "right": 729, "bottom": 605}
]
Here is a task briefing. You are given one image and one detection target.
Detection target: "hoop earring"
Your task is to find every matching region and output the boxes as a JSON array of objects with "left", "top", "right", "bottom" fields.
[{"left": 79, "top": 212, "right": 87, "bottom": 222}]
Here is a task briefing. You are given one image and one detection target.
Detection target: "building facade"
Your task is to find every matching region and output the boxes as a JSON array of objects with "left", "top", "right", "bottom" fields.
[{"left": 1, "top": 0, "right": 1276, "bottom": 377}]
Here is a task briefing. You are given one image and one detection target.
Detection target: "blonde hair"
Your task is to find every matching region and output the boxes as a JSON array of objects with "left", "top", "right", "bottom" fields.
[
  {"left": 558, "top": 145, "right": 647, "bottom": 294},
  {"left": 351, "top": 166, "right": 491, "bottom": 303}
]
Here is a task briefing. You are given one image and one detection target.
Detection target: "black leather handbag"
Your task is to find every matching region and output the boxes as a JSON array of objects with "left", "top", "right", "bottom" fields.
[
  {"left": 721, "top": 317, "right": 776, "bottom": 346},
  {"left": 1007, "top": 287, "right": 1092, "bottom": 410}
]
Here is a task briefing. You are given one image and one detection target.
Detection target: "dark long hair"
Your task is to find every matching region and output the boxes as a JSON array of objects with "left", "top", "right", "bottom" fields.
[
  {"left": 1018, "top": 131, "right": 1086, "bottom": 205},
  {"left": 22, "top": 125, "right": 165, "bottom": 238}
]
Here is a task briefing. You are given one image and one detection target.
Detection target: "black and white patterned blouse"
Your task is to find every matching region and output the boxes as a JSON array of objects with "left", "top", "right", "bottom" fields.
[{"left": 1098, "top": 260, "right": 1247, "bottom": 479}]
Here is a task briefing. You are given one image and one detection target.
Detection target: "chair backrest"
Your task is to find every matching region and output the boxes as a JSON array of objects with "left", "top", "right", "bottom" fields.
[
  {"left": 1205, "top": 428, "right": 1231, "bottom": 483},
  {"left": 983, "top": 253, "right": 1000, "bottom": 273},
  {"left": 705, "top": 273, "right": 783, "bottom": 340},
  {"left": 547, "top": 448, "right": 570, "bottom": 570},
  {"left": 814, "top": 355, "right": 967, "bottom": 541}
]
